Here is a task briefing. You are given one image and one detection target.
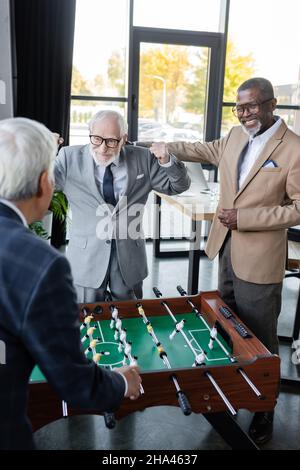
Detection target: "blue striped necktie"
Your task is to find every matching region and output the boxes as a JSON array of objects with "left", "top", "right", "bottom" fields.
[{"left": 103, "top": 163, "right": 116, "bottom": 206}]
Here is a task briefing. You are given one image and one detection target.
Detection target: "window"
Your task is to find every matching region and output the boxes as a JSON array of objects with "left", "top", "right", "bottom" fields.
[
  {"left": 134, "top": 0, "right": 223, "bottom": 32},
  {"left": 222, "top": 0, "right": 300, "bottom": 135},
  {"left": 70, "top": 100, "right": 127, "bottom": 146},
  {"left": 137, "top": 43, "right": 208, "bottom": 143},
  {"left": 70, "top": 0, "right": 129, "bottom": 145}
]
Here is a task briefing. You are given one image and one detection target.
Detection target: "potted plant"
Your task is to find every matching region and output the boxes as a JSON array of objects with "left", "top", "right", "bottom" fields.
[{"left": 30, "top": 191, "right": 68, "bottom": 242}]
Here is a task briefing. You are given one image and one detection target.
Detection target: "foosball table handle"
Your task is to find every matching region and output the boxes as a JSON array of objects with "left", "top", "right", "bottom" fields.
[
  {"left": 176, "top": 391, "right": 192, "bottom": 416},
  {"left": 104, "top": 412, "right": 116, "bottom": 429},
  {"left": 153, "top": 287, "right": 163, "bottom": 298},
  {"left": 176, "top": 285, "right": 187, "bottom": 296}
]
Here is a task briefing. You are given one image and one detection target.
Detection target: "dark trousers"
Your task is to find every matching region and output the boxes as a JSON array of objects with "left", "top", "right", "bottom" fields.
[{"left": 218, "top": 235, "right": 282, "bottom": 355}]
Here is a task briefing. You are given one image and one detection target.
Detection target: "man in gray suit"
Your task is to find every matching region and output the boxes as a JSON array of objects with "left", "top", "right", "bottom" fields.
[{"left": 55, "top": 110, "right": 190, "bottom": 302}]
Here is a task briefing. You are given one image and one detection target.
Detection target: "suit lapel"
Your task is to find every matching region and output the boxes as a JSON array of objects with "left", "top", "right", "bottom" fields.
[
  {"left": 231, "top": 132, "right": 249, "bottom": 194},
  {"left": 116, "top": 146, "right": 138, "bottom": 214},
  {"left": 82, "top": 145, "right": 105, "bottom": 204},
  {"left": 234, "top": 121, "right": 287, "bottom": 200}
]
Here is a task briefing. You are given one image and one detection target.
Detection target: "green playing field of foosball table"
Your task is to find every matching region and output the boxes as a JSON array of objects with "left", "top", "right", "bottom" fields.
[
  {"left": 30, "top": 311, "right": 232, "bottom": 384},
  {"left": 28, "top": 290, "right": 280, "bottom": 435}
]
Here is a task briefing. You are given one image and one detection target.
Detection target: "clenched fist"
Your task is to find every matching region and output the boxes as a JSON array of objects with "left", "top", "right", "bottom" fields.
[{"left": 150, "top": 142, "right": 170, "bottom": 164}]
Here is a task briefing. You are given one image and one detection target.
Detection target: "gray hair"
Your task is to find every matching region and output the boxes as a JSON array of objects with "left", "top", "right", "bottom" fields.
[
  {"left": 238, "top": 77, "right": 275, "bottom": 100},
  {"left": 88, "top": 110, "right": 128, "bottom": 135},
  {"left": 0, "top": 117, "right": 57, "bottom": 201}
]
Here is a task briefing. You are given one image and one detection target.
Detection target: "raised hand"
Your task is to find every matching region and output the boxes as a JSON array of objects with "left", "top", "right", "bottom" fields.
[{"left": 150, "top": 141, "right": 170, "bottom": 164}]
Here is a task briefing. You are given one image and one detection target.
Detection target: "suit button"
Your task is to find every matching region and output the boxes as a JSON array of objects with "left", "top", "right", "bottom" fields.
[{"left": 105, "top": 240, "right": 111, "bottom": 245}]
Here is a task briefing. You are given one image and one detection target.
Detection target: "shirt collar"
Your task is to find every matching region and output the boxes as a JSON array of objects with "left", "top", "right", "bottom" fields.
[{"left": 0, "top": 199, "right": 28, "bottom": 227}]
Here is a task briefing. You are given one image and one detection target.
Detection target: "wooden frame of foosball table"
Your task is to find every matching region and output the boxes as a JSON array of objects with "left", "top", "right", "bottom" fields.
[{"left": 28, "top": 290, "right": 280, "bottom": 450}]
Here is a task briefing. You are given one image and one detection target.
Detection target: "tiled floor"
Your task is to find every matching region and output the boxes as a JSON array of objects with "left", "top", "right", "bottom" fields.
[{"left": 34, "top": 241, "right": 300, "bottom": 450}]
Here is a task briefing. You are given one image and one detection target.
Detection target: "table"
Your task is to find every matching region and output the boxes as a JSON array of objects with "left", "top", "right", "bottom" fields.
[
  {"left": 28, "top": 291, "right": 280, "bottom": 450},
  {"left": 154, "top": 183, "right": 218, "bottom": 294}
]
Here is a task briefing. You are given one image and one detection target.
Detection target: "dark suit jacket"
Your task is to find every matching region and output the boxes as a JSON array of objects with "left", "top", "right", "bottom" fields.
[{"left": 0, "top": 203, "right": 125, "bottom": 450}]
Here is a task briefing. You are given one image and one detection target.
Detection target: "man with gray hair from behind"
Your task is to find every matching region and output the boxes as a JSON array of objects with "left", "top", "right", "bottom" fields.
[{"left": 0, "top": 117, "right": 141, "bottom": 450}]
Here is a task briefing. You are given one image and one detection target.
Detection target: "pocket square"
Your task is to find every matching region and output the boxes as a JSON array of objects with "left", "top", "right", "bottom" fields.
[
  {"left": 136, "top": 173, "right": 144, "bottom": 179},
  {"left": 263, "top": 160, "right": 278, "bottom": 168}
]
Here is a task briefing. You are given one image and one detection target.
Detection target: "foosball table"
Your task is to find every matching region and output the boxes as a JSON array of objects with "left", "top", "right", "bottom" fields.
[{"left": 28, "top": 288, "right": 280, "bottom": 450}]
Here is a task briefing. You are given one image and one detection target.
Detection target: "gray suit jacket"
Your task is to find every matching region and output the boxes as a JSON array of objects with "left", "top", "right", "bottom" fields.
[{"left": 55, "top": 144, "right": 190, "bottom": 288}]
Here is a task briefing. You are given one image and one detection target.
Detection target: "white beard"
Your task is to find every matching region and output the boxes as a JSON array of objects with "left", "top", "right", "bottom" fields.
[
  {"left": 90, "top": 146, "right": 118, "bottom": 167},
  {"left": 241, "top": 121, "right": 262, "bottom": 137},
  {"left": 97, "top": 154, "right": 118, "bottom": 167}
]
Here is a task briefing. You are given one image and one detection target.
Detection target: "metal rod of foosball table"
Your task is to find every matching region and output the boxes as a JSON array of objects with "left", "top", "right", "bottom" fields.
[
  {"left": 152, "top": 287, "right": 199, "bottom": 359},
  {"left": 176, "top": 285, "right": 263, "bottom": 399},
  {"left": 136, "top": 303, "right": 192, "bottom": 416},
  {"left": 205, "top": 372, "right": 237, "bottom": 415},
  {"left": 237, "top": 369, "right": 262, "bottom": 398},
  {"left": 81, "top": 310, "right": 117, "bottom": 429},
  {"left": 62, "top": 400, "right": 68, "bottom": 417},
  {"left": 109, "top": 305, "right": 144, "bottom": 395},
  {"left": 126, "top": 351, "right": 145, "bottom": 395},
  {"left": 153, "top": 287, "right": 237, "bottom": 416},
  {"left": 176, "top": 285, "right": 236, "bottom": 363}
]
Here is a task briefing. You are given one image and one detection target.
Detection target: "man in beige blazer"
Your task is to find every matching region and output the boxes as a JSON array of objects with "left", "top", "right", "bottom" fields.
[{"left": 150, "top": 77, "right": 300, "bottom": 445}]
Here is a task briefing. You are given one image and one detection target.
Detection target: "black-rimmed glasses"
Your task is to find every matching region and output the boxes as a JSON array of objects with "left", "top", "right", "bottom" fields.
[
  {"left": 232, "top": 98, "right": 273, "bottom": 117},
  {"left": 89, "top": 135, "right": 121, "bottom": 148}
]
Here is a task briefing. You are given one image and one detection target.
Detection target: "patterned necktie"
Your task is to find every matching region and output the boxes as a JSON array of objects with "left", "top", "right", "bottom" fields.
[{"left": 103, "top": 164, "right": 116, "bottom": 206}]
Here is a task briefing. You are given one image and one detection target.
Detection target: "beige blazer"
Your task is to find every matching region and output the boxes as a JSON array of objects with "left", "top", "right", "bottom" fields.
[{"left": 167, "top": 121, "right": 300, "bottom": 284}]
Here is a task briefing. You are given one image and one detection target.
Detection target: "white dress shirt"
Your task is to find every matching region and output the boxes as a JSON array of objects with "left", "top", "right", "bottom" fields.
[{"left": 238, "top": 117, "right": 282, "bottom": 189}]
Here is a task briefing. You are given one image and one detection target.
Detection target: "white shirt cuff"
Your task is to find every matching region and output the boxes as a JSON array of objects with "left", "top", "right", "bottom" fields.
[{"left": 158, "top": 153, "right": 176, "bottom": 167}]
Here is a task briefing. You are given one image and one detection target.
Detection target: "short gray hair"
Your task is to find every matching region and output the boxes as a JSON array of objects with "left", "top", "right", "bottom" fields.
[
  {"left": 88, "top": 110, "right": 128, "bottom": 135},
  {"left": 0, "top": 117, "right": 57, "bottom": 201},
  {"left": 238, "top": 77, "right": 275, "bottom": 100}
]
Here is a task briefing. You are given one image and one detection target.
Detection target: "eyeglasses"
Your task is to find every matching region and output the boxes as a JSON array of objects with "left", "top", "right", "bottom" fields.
[
  {"left": 89, "top": 135, "right": 121, "bottom": 148},
  {"left": 232, "top": 98, "right": 273, "bottom": 117}
]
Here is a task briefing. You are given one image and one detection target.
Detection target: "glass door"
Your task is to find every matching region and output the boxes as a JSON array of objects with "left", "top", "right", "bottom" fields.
[
  {"left": 127, "top": 28, "right": 224, "bottom": 245},
  {"left": 137, "top": 42, "right": 209, "bottom": 143},
  {"left": 128, "top": 27, "right": 224, "bottom": 143}
]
